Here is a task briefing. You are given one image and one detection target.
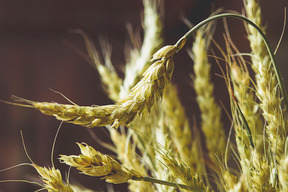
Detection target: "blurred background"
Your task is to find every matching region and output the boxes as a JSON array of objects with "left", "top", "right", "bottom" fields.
[{"left": 0, "top": 0, "right": 287, "bottom": 191}]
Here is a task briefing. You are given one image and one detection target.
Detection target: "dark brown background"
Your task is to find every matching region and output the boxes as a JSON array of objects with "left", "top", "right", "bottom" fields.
[{"left": 0, "top": 0, "right": 287, "bottom": 191}]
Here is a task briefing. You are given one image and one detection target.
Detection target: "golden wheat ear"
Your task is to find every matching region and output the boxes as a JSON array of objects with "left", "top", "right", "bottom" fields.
[
  {"left": 7, "top": 95, "right": 119, "bottom": 127},
  {"left": 59, "top": 142, "right": 142, "bottom": 184},
  {"left": 1, "top": 42, "right": 183, "bottom": 129}
]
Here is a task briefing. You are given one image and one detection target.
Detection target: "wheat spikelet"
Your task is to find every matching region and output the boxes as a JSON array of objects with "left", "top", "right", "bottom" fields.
[
  {"left": 191, "top": 30, "right": 226, "bottom": 165},
  {"left": 227, "top": 44, "right": 269, "bottom": 191},
  {"left": 33, "top": 164, "right": 74, "bottom": 192},
  {"left": 229, "top": 71, "right": 273, "bottom": 191},
  {"left": 59, "top": 142, "right": 142, "bottom": 184},
  {"left": 244, "top": 0, "right": 287, "bottom": 163}
]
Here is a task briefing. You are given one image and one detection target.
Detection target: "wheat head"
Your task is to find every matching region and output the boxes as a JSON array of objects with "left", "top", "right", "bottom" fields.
[
  {"left": 59, "top": 142, "right": 142, "bottom": 184},
  {"left": 33, "top": 164, "right": 74, "bottom": 192}
]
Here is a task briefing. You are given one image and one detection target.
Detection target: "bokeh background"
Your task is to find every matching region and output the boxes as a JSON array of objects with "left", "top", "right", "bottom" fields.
[{"left": 0, "top": 0, "right": 287, "bottom": 191}]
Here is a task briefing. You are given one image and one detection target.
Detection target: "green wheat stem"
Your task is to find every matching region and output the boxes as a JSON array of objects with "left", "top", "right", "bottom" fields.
[
  {"left": 234, "top": 98, "right": 254, "bottom": 148},
  {"left": 132, "top": 176, "right": 205, "bottom": 192},
  {"left": 175, "top": 13, "right": 288, "bottom": 110}
]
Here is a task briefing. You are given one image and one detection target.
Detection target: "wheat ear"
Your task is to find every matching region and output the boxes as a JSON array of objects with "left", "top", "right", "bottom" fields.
[
  {"left": 5, "top": 13, "right": 283, "bottom": 131},
  {"left": 60, "top": 143, "right": 202, "bottom": 191},
  {"left": 162, "top": 84, "right": 201, "bottom": 173},
  {"left": 59, "top": 142, "right": 142, "bottom": 184},
  {"left": 244, "top": 0, "right": 287, "bottom": 162},
  {"left": 8, "top": 40, "right": 185, "bottom": 129},
  {"left": 32, "top": 164, "right": 74, "bottom": 192},
  {"left": 226, "top": 36, "right": 271, "bottom": 190},
  {"left": 191, "top": 29, "right": 226, "bottom": 165},
  {"left": 120, "top": 0, "right": 163, "bottom": 97}
]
